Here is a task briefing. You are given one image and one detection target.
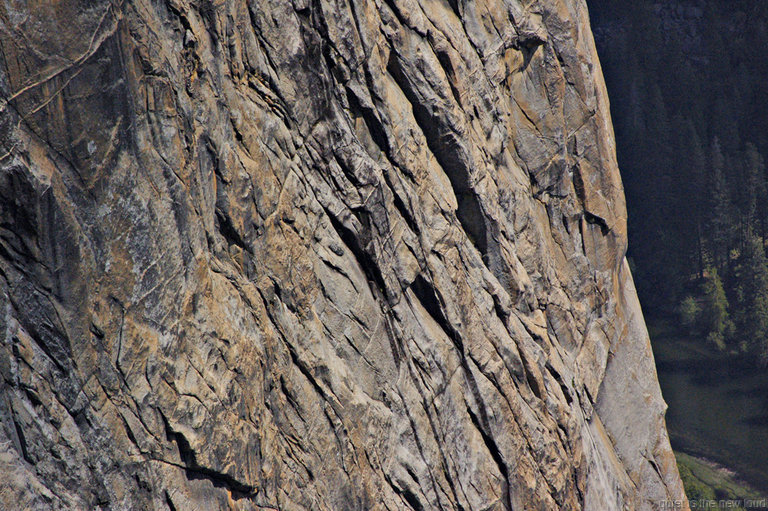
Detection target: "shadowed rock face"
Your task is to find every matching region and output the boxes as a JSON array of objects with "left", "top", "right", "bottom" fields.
[{"left": 0, "top": 0, "right": 686, "bottom": 509}]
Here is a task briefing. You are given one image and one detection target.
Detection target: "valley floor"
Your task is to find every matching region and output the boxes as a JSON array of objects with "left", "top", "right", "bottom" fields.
[{"left": 649, "top": 318, "right": 768, "bottom": 499}]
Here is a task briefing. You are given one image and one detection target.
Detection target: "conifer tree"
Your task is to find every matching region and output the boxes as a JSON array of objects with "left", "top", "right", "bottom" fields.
[
  {"left": 673, "top": 118, "right": 707, "bottom": 276},
  {"left": 687, "top": 122, "right": 708, "bottom": 276},
  {"left": 706, "top": 138, "right": 735, "bottom": 269},
  {"left": 734, "top": 234, "right": 768, "bottom": 362},
  {"left": 701, "top": 267, "right": 731, "bottom": 350},
  {"left": 743, "top": 143, "right": 767, "bottom": 239}
]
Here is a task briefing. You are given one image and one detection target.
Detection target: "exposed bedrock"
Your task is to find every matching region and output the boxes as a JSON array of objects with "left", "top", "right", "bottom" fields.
[{"left": 0, "top": 0, "right": 686, "bottom": 509}]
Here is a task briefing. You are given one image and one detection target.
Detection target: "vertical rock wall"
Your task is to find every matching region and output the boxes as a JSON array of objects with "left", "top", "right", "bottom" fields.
[{"left": 0, "top": 0, "right": 686, "bottom": 509}]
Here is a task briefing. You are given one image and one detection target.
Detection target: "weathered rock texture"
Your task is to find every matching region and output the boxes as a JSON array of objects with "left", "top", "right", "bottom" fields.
[{"left": 0, "top": 0, "right": 686, "bottom": 509}]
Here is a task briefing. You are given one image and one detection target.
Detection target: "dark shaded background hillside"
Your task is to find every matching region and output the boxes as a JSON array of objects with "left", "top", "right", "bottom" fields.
[
  {"left": 587, "top": 0, "right": 768, "bottom": 495},
  {"left": 588, "top": 0, "right": 768, "bottom": 320}
]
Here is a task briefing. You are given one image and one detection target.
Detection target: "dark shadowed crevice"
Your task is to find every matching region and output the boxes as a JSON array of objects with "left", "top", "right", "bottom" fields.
[
  {"left": 386, "top": 52, "right": 489, "bottom": 257},
  {"left": 582, "top": 385, "right": 595, "bottom": 407},
  {"left": 410, "top": 272, "right": 512, "bottom": 510},
  {"left": 578, "top": 217, "right": 588, "bottom": 256},
  {"left": 572, "top": 164, "right": 610, "bottom": 236},
  {"left": 410, "top": 273, "right": 463, "bottom": 350},
  {"left": 584, "top": 211, "right": 609, "bottom": 236},
  {"left": 433, "top": 49, "right": 463, "bottom": 107},
  {"left": 515, "top": 38, "right": 545, "bottom": 72},
  {"left": 445, "top": 0, "right": 461, "bottom": 18},
  {"left": 456, "top": 194, "right": 489, "bottom": 256},
  {"left": 410, "top": 269, "right": 515, "bottom": 506},
  {"left": 520, "top": 357, "right": 544, "bottom": 401},
  {"left": 286, "top": 344, "right": 331, "bottom": 407},
  {"left": 164, "top": 491, "right": 177, "bottom": 511},
  {"left": 9, "top": 407, "right": 32, "bottom": 464},
  {"left": 345, "top": 88, "right": 391, "bottom": 155},
  {"left": 545, "top": 362, "right": 573, "bottom": 405},
  {"left": 381, "top": 169, "right": 421, "bottom": 235},
  {"left": 383, "top": 473, "right": 427, "bottom": 511},
  {"left": 465, "top": 404, "right": 513, "bottom": 511},
  {"left": 381, "top": 0, "right": 407, "bottom": 27},
  {"left": 399, "top": 485, "right": 426, "bottom": 511},
  {"left": 386, "top": 50, "right": 521, "bottom": 303},
  {"left": 160, "top": 414, "right": 257, "bottom": 498},
  {"left": 214, "top": 209, "right": 250, "bottom": 253},
  {"left": 491, "top": 291, "right": 510, "bottom": 325},
  {"left": 646, "top": 455, "right": 664, "bottom": 483},
  {"left": 321, "top": 205, "right": 389, "bottom": 299},
  {"left": 331, "top": 151, "right": 364, "bottom": 188},
  {"left": 119, "top": 414, "right": 141, "bottom": 451},
  {"left": 344, "top": 87, "right": 422, "bottom": 236}
]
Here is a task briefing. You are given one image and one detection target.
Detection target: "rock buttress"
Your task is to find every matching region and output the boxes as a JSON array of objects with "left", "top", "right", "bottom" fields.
[{"left": 0, "top": 0, "right": 687, "bottom": 509}]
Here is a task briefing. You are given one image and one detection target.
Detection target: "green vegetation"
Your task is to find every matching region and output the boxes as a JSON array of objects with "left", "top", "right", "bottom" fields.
[
  {"left": 700, "top": 268, "right": 731, "bottom": 350},
  {"left": 649, "top": 317, "right": 768, "bottom": 495},
  {"left": 677, "top": 455, "right": 717, "bottom": 502},
  {"left": 676, "top": 452, "right": 762, "bottom": 507},
  {"left": 678, "top": 296, "right": 700, "bottom": 332},
  {"left": 733, "top": 236, "right": 768, "bottom": 362},
  {"left": 673, "top": 260, "right": 768, "bottom": 360}
]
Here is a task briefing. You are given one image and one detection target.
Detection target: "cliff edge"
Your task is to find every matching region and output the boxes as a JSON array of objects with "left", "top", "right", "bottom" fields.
[{"left": 0, "top": 0, "right": 686, "bottom": 509}]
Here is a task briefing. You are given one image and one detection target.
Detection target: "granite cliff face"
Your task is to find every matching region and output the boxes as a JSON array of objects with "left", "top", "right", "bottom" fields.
[{"left": 0, "top": 0, "right": 686, "bottom": 509}]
